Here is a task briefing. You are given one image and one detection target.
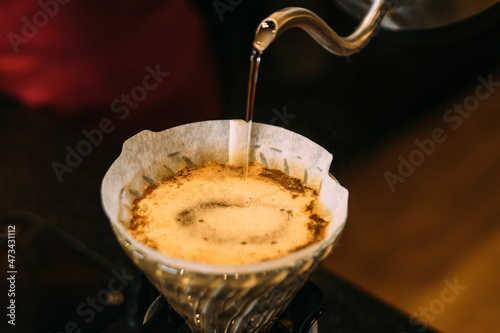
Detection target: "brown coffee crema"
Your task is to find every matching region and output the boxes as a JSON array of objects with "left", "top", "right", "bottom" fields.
[{"left": 129, "top": 162, "right": 330, "bottom": 265}]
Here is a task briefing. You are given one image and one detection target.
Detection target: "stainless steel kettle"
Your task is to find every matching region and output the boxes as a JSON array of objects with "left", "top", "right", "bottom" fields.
[{"left": 253, "top": 0, "right": 500, "bottom": 55}]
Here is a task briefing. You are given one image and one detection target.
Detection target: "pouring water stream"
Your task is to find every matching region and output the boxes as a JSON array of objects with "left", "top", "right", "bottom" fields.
[{"left": 242, "top": 3, "right": 386, "bottom": 193}]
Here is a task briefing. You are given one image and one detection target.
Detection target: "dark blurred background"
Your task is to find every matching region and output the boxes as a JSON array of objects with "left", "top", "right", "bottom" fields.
[
  {"left": 195, "top": 0, "right": 500, "bottom": 170},
  {"left": 1, "top": 1, "right": 499, "bottom": 332}
]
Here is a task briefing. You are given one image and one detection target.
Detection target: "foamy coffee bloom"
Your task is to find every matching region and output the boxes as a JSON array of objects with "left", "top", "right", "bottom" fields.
[{"left": 101, "top": 120, "right": 348, "bottom": 333}]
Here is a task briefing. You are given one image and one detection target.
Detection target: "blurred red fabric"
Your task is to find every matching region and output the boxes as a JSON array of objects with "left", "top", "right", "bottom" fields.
[{"left": 0, "top": 0, "right": 222, "bottom": 145}]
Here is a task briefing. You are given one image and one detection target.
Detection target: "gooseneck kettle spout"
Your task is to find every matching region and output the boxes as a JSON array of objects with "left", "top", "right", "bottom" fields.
[
  {"left": 253, "top": 0, "right": 388, "bottom": 55},
  {"left": 253, "top": 0, "right": 500, "bottom": 54}
]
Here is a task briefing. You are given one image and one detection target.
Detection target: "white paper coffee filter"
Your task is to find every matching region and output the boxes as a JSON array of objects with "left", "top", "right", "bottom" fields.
[{"left": 101, "top": 119, "right": 348, "bottom": 274}]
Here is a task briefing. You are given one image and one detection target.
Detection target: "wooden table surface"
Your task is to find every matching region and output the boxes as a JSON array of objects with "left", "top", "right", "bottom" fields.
[{"left": 322, "top": 67, "right": 500, "bottom": 332}]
